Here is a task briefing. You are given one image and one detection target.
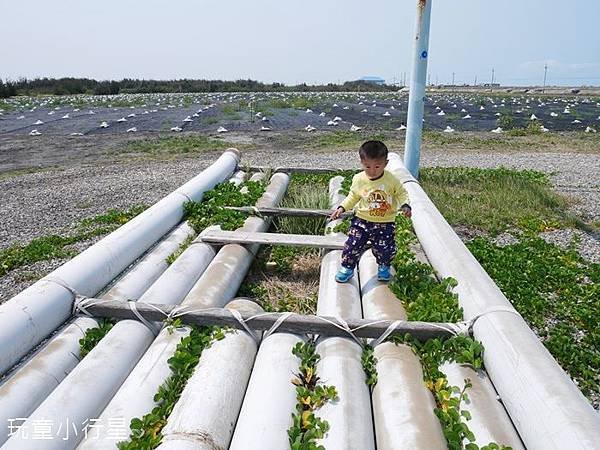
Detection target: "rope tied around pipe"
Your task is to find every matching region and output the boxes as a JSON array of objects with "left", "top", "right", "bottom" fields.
[
  {"left": 465, "top": 307, "right": 523, "bottom": 335},
  {"left": 45, "top": 276, "right": 81, "bottom": 302}
]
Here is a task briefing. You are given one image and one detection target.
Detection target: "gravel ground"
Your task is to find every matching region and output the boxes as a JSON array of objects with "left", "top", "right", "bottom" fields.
[{"left": 1, "top": 144, "right": 598, "bottom": 302}]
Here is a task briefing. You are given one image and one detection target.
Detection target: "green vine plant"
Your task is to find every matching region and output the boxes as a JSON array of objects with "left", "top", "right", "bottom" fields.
[
  {"left": 184, "top": 179, "right": 267, "bottom": 233},
  {"left": 79, "top": 318, "right": 116, "bottom": 357},
  {"left": 390, "top": 214, "right": 463, "bottom": 323},
  {"left": 165, "top": 233, "right": 195, "bottom": 265},
  {"left": 361, "top": 342, "right": 378, "bottom": 387},
  {"left": 118, "top": 326, "right": 226, "bottom": 449},
  {"left": 288, "top": 338, "right": 338, "bottom": 450}
]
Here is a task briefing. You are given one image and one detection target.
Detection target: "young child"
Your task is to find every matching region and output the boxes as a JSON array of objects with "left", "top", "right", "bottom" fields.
[{"left": 329, "top": 140, "right": 411, "bottom": 283}]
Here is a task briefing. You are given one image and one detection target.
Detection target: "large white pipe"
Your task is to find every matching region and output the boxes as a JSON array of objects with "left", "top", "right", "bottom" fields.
[
  {"left": 0, "top": 317, "right": 98, "bottom": 444},
  {"left": 359, "top": 250, "right": 446, "bottom": 449},
  {"left": 0, "top": 149, "right": 240, "bottom": 375},
  {"left": 314, "top": 176, "right": 375, "bottom": 450},
  {"left": 157, "top": 299, "right": 263, "bottom": 450},
  {"left": 441, "top": 363, "right": 525, "bottom": 449},
  {"left": 231, "top": 175, "right": 313, "bottom": 449},
  {"left": 1, "top": 222, "right": 195, "bottom": 450},
  {"left": 33, "top": 174, "right": 248, "bottom": 449},
  {"left": 229, "top": 332, "right": 304, "bottom": 449},
  {"left": 314, "top": 255, "right": 374, "bottom": 450},
  {"left": 386, "top": 152, "right": 600, "bottom": 449}
]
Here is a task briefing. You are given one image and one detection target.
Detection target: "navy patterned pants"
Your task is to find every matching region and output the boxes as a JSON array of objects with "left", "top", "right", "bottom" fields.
[{"left": 341, "top": 217, "right": 396, "bottom": 270}]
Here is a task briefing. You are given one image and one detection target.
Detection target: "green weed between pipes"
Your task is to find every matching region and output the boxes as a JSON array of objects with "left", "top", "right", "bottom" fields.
[
  {"left": 78, "top": 319, "right": 116, "bottom": 358},
  {"left": 361, "top": 343, "right": 378, "bottom": 387},
  {"left": 117, "top": 326, "right": 226, "bottom": 449},
  {"left": 165, "top": 233, "right": 195, "bottom": 265},
  {"left": 275, "top": 171, "right": 355, "bottom": 236},
  {"left": 288, "top": 338, "right": 338, "bottom": 450},
  {"left": 390, "top": 214, "right": 463, "bottom": 323},
  {"left": 184, "top": 179, "right": 267, "bottom": 233}
]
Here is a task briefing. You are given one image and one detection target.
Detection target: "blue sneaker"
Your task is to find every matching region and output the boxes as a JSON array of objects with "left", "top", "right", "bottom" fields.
[
  {"left": 377, "top": 265, "right": 391, "bottom": 282},
  {"left": 335, "top": 267, "right": 354, "bottom": 283}
]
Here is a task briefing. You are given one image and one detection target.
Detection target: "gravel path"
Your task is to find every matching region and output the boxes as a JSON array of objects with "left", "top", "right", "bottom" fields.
[{"left": 1, "top": 147, "right": 598, "bottom": 302}]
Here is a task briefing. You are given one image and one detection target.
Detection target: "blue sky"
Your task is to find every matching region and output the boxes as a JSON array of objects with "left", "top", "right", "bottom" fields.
[{"left": 2, "top": 0, "right": 599, "bottom": 86}]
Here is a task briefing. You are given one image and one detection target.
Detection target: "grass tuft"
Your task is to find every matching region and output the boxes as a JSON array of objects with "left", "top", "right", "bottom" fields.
[{"left": 420, "top": 167, "right": 579, "bottom": 235}]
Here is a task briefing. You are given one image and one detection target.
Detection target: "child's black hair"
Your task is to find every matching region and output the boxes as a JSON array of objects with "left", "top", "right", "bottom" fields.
[{"left": 359, "top": 140, "right": 388, "bottom": 160}]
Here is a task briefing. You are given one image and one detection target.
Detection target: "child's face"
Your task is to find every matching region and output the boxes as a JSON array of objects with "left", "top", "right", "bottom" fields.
[{"left": 361, "top": 157, "right": 387, "bottom": 180}]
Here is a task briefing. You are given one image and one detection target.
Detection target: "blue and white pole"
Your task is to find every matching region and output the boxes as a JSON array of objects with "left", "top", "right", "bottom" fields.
[{"left": 404, "top": 0, "right": 432, "bottom": 179}]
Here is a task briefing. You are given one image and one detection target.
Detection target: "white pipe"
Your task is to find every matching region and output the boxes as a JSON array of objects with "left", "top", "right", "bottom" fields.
[
  {"left": 157, "top": 299, "right": 263, "bottom": 450},
  {"left": 386, "top": 152, "right": 600, "bottom": 449},
  {"left": 359, "top": 249, "right": 446, "bottom": 449},
  {"left": 359, "top": 250, "right": 406, "bottom": 321},
  {"left": 0, "top": 222, "right": 193, "bottom": 445},
  {"left": 440, "top": 363, "right": 525, "bottom": 449},
  {"left": 314, "top": 177, "right": 375, "bottom": 450},
  {"left": 1, "top": 222, "right": 195, "bottom": 450},
  {"left": 0, "top": 317, "right": 98, "bottom": 444},
  {"left": 229, "top": 332, "right": 304, "bottom": 449},
  {"left": 231, "top": 175, "right": 311, "bottom": 449},
  {"left": 372, "top": 342, "right": 446, "bottom": 450},
  {"left": 314, "top": 261, "right": 374, "bottom": 450},
  {"left": 0, "top": 149, "right": 240, "bottom": 376}
]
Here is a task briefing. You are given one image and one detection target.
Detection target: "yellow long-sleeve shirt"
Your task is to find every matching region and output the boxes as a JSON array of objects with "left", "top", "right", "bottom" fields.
[{"left": 339, "top": 170, "right": 409, "bottom": 223}]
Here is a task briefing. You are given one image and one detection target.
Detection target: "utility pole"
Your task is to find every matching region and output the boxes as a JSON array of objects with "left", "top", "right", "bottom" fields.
[
  {"left": 543, "top": 63, "right": 548, "bottom": 93},
  {"left": 404, "top": 0, "right": 432, "bottom": 178},
  {"left": 452, "top": 72, "right": 455, "bottom": 86},
  {"left": 490, "top": 68, "right": 495, "bottom": 92},
  {"left": 474, "top": 75, "right": 477, "bottom": 86}
]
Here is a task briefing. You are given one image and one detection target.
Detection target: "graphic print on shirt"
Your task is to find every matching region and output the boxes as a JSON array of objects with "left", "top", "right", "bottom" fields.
[{"left": 365, "top": 188, "right": 391, "bottom": 217}]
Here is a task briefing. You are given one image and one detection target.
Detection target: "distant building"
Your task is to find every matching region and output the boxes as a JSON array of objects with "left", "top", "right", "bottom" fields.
[{"left": 359, "top": 76, "right": 386, "bottom": 85}]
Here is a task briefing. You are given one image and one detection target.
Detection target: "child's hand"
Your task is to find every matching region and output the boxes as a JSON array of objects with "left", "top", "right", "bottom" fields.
[
  {"left": 400, "top": 204, "right": 412, "bottom": 218},
  {"left": 329, "top": 206, "right": 345, "bottom": 221}
]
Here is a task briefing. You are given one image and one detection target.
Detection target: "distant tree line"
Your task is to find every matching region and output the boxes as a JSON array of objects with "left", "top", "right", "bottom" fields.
[
  {"left": 0, "top": 79, "right": 17, "bottom": 98},
  {"left": 0, "top": 77, "right": 397, "bottom": 97}
]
